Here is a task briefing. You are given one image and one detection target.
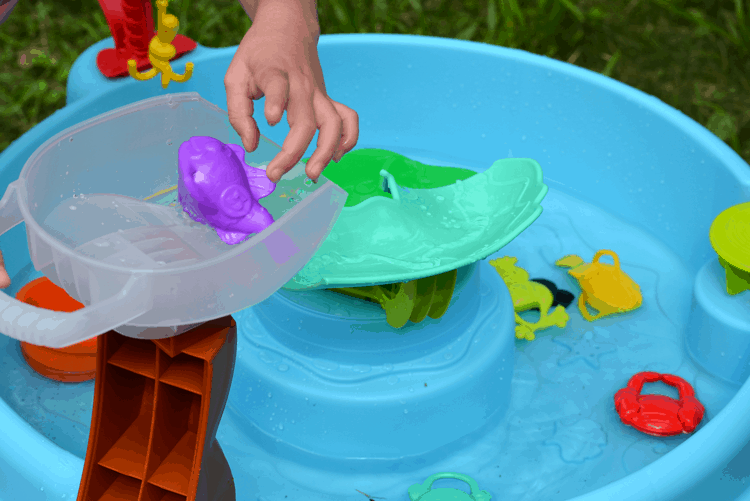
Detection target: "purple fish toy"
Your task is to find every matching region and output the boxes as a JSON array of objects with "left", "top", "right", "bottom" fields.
[{"left": 178, "top": 136, "right": 276, "bottom": 244}]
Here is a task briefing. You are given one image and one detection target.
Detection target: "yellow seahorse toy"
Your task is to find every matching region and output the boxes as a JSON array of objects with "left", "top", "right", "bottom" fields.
[
  {"left": 489, "top": 256, "right": 569, "bottom": 341},
  {"left": 127, "top": 0, "right": 194, "bottom": 89}
]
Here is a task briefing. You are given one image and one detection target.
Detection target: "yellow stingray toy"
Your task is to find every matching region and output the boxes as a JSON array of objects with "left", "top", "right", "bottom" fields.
[
  {"left": 489, "top": 256, "right": 569, "bottom": 341},
  {"left": 556, "top": 249, "right": 642, "bottom": 321}
]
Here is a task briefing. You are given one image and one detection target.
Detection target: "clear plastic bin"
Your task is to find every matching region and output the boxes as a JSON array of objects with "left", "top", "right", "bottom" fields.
[{"left": 0, "top": 92, "right": 347, "bottom": 348}]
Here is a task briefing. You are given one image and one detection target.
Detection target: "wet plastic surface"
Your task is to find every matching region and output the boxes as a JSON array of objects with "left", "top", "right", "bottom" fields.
[
  {"left": 2, "top": 34, "right": 750, "bottom": 501},
  {"left": 1, "top": 187, "right": 735, "bottom": 501},
  {"left": 285, "top": 154, "right": 548, "bottom": 290}
]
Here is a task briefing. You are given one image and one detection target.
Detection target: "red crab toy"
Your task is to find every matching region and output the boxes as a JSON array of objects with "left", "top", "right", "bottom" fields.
[{"left": 615, "top": 371, "right": 705, "bottom": 436}]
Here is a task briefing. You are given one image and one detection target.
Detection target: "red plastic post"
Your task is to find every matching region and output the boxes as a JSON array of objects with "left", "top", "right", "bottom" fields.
[{"left": 96, "top": 0, "right": 197, "bottom": 79}]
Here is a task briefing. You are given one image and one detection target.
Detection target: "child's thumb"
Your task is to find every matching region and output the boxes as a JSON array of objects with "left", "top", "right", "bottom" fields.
[{"left": 0, "top": 250, "right": 9, "bottom": 289}]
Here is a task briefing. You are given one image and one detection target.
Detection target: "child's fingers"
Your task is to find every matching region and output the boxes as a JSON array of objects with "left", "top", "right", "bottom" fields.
[
  {"left": 224, "top": 64, "right": 261, "bottom": 153},
  {"left": 331, "top": 101, "right": 359, "bottom": 161},
  {"left": 0, "top": 250, "right": 10, "bottom": 289},
  {"left": 305, "top": 92, "right": 343, "bottom": 181},
  {"left": 260, "top": 71, "right": 290, "bottom": 126},
  {"left": 265, "top": 76, "right": 316, "bottom": 183}
]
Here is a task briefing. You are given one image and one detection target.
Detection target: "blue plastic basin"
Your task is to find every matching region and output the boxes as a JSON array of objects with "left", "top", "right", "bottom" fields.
[{"left": 1, "top": 34, "right": 750, "bottom": 501}]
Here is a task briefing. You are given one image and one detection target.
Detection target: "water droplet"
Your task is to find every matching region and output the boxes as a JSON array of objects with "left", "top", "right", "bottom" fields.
[
  {"left": 65, "top": 171, "right": 69, "bottom": 175},
  {"left": 278, "top": 423, "right": 284, "bottom": 430},
  {"left": 69, "top": 206, "right": 77, "bottom": 210},
  {"left": 404, "top": 409, "right": 409, "bottom": 414},
  {"left": 278, "top": 364, "right": 289, "bottom": 372},
  {"left": 387, "top": 376, "right": 398, "bottom": 385},
  {"left": 444, "top": 353, "right": 453, "bottom": 360},
  {"left": 383, "top": 363, "right": 393, "bottom": 371},
  {"left": 521, "top": 135, "right": 527, "bottom": 141},
  {"left": 436, "top": 195, "right": 445, "bottom": 202},
  {"left": 268, "top": 392, "right": 273, "bottom": 398}
]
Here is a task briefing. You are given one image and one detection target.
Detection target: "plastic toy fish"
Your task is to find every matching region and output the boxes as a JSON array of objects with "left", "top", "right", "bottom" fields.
[
  {"left": 489, "top": 256, "right": 569, "bottom": 341},
  {"left": 556, "top": 249, "right": 642, "bottom": 321},
  {"left": 178, "top": 136, "right": 276, "bottom": 244}
]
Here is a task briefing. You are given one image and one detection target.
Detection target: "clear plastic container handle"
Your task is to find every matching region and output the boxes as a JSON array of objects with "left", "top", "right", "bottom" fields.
[{"left": 0, "top": 181, "right": 154, "bottom": 348}]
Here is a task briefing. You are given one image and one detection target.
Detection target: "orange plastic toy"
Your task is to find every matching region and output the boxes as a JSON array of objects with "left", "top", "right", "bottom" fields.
[
  {"left": 77, "top": 316, "right": 236, "bottom": 501},
  {"left": 16, "top": 277, "right": 97, "bottom": 382}
]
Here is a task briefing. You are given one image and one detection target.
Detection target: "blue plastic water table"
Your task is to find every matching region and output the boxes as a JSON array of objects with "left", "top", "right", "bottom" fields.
[{"left": 0, "top": 34, "right": 750, "bottom": 501}]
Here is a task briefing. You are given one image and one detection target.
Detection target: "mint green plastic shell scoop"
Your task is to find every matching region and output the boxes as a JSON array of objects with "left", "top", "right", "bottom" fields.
[{"left": 284, "top": 150, "right": 548, "bottom": 290}]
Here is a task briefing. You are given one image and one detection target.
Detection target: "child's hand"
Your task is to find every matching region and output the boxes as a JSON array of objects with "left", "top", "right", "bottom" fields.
[
  {"left": 0, "top": 250, "right": 10, "bottom": 289},
  {"left": 225, "top": 0, "right": 359, "bottom": 184}
]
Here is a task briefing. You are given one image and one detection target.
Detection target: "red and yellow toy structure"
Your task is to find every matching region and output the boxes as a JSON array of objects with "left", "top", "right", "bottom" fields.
[
  {"left": 96, "top": 0, "right": 196, "bottom": 81},
  {"left": 127, "top": 0, "right": 195, "bottom": 88}
]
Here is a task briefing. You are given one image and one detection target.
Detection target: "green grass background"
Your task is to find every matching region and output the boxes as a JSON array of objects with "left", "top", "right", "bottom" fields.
[{"left": 1, "top": 0, "right": 749, "bottom": 166}]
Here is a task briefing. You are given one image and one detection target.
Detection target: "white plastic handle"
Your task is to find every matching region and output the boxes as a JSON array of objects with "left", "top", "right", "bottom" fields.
[{"left": 0, "top": 182, "right": 154, "bottom": 348}]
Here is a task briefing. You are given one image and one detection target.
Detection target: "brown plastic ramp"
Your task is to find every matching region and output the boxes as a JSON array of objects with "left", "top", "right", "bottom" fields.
[{"left": 77, "top": 316, "right": 237, "bottom": 501}]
